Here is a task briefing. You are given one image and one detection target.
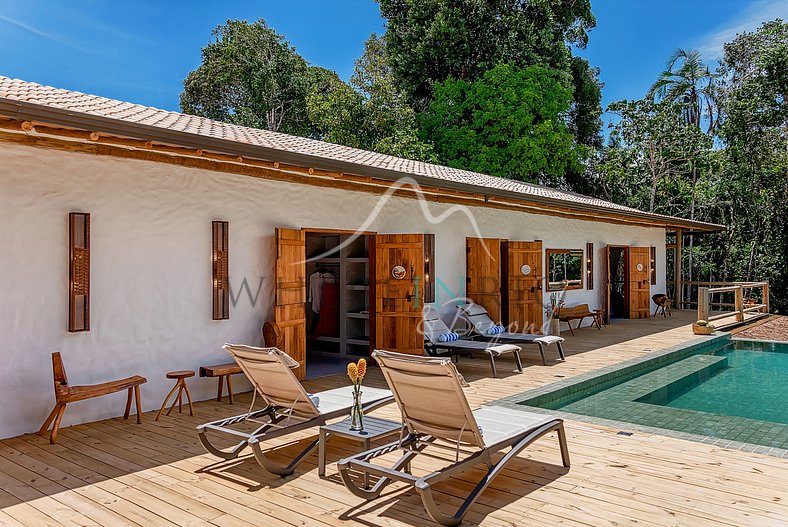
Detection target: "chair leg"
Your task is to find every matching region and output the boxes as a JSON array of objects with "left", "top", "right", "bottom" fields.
[
  {"left": 556, "top": 342, "right": 566, "bottom": 361},
  {"left": 513, "top": 350, "right": 523, "bottom": 372},
  {"left": 216, "top": 376, "right": 224, "bottom": 402},
  {"left": 178, "top": 382, "right": 183, "bottom": 413},
  {"left": 38, "top": 404, "right": 62, "bottom": 437},
  {"left": 134, "top": 385, "right": 142, "bottom": 424},
  {"left": 568, "top": 321, "right": 576, "bottom": 336},
  {"left": 123, "top": 387, "right": 133, "bottom": 419},
  {"left": 183, "top": 381, "right": 195, "bottom": 416},
  {"left": 156, "top": 381, "right": 180, "bottom": 421},
  {"left": 226, "top": 375, "right": 234, "bottom": 405},
  {"left": 537, "top": 343, "right": 547, "bottom": 366},
  {"left": 49, "top": 404, "right": 67, "bottom": 444},
  {"left": 487, "top": 354, "right": 498, "bottom": 378}
]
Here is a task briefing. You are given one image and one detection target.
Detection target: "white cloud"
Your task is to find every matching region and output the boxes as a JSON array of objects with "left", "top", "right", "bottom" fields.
[
  {"left": 0, "top": 14, "right": 95, "bottom": 54},
  {"left": 696, "top": 0, "right": 788, "bottom": 60}
]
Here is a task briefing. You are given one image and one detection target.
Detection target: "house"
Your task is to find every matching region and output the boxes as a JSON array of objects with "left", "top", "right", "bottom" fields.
[{"left": 0, "top": 76, "right": 722, "bottom": 439}]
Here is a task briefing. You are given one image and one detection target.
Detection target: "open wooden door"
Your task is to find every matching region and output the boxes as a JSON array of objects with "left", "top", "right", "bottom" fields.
[
  {"left": 374, "top": 234, "right": 425, "bottom": 355},
  {"left": 603, "top": 245, "right": 611, "bottom": 325},
  {"left": 629, "top": 247, "right": 651, "bottom": 319},
  {"left": 503, "top": 241, "right": 543, "bottom": 334},
  {"left": 274, "top": 228, "right": 307, "bottom": 379},
  {"left": 466, "top": 237, "right": 502, "bottom": 321}
]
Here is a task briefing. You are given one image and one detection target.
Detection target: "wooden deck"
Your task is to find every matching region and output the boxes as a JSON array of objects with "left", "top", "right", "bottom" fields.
[{"left": 2, "top": 311, "right": 786, "bottom": 526}]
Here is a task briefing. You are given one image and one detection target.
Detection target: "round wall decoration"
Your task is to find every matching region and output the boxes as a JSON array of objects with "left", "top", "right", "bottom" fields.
[
  {"left": 520, "top": 264, "right": 532, "bottom": 276},
  {"left": 392, "top": 265, "right": 407, "bottom": 280},
  {"left": 636, "top": 263, "right": 644, "bottom": 272}
]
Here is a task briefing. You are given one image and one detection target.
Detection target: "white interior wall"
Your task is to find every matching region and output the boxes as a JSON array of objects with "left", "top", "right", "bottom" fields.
[{"left": 0, "top": 143, "right": 666, "bottom": 438}]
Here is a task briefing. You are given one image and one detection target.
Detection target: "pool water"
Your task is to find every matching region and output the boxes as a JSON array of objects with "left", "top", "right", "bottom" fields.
[
  {"left": 643, "top": 345, "right": 787, "bottom": 424},
  {"left": 518, "top": 338, "right": 788, "bottom": 450}
]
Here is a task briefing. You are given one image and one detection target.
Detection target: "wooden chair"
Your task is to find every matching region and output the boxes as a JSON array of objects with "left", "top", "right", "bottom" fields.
[
  {"left": 39, "top": 352, "right": 147, "bottom": 444},
  {"left": 262, "top": 320, "right": 284, "bottom": 349},
  {"left": 558, "top": 304, "right": 603, "bottom": 336}
]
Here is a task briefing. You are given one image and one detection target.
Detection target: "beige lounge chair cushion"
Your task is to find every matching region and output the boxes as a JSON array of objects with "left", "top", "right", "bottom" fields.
[{"left": 472, "top": 406, "right": 557, "bottom": 448}]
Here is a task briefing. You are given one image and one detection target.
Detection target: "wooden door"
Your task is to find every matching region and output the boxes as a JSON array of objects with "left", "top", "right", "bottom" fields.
[
  {"left": 466, "top": 237, "right": 502, "bottom": 321},
  {"left": 629, "top": 246, "right": 651, "bottom": 319},
  {"left": 503, "top": 241, "right": 543, "bottom": 334},
  {"left": 274, "top": 228, "right": 307, "bottom": 380},
  {"left": 603, "top": 245, "right": 611, "bottom": 324},
  {"left": 374, "top": 234, "right": 425, "bottom": 355}
]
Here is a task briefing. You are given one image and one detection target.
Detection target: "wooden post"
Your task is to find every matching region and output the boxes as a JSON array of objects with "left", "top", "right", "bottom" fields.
[
  {"left": 762, "top": 283, "right": 770, "bottom": 314},
  {"left": 734, "top": 286, "right": 744, "bottom": 322},
  {"left": 698, "top": 286, "right": 709, "bottom": 322},
  {"left": 674, "top": 229, "right": 683, "bottom": 309}
]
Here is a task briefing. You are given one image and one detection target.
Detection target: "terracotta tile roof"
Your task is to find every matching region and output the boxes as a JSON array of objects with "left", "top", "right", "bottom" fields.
[{"left": 0, "top": 76, "right": 721, "bottom": 230}]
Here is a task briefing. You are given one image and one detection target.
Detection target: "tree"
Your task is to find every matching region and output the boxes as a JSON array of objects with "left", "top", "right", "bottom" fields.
[
  {"left": 418, "top": 64, "right": 580, "bottom": 184},
  {"left": 600, "top": 99, "right": 712, "bottom": 213},
  {"left": 180, "top": 19, "right": 313, "bottom": 135},
  {"left": 378, "top": 0, "right": 602, "bottom": 149},
  {"left": 648, "top": 49, "right": 718, "bottom": 132},
  {"left": 306, "top": 34, "right": 436, "bottom": 161},
  {"left": 715, "top": 20, "right": 788, "bottom": 308}
]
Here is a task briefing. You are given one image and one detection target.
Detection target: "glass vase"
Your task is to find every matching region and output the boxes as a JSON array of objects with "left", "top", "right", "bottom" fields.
[{"left": 349, "top": 389, "right": 364, "bottom": 431}]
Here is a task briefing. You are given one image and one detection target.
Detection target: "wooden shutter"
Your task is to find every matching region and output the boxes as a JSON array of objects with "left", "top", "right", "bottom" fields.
[
  {"left": 603, "top": 245, "right": 611, "bottom": 324},
  {"left": 503, "top": 241, "right": 543, "bottom": 334},
  {"left": 374, "top": 234, "right": 424, "bottom": 355},
  {"left": 465, "top": 237, "right": 502, "bottom": 321},
  {"left": 68, "top": 212, "right": 90, "bottom": 332},
  {"left": 274, "top": 228, "right": 307, "bottom": 379},
  {"left": 629, "top": 246, "right": 651, "bottom": 319}
]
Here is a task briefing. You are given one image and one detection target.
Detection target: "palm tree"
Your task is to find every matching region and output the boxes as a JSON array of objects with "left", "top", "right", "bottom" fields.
[
  {"left": 648, "top": 49, "right": 718, "bottom": 133},
  {"left": 648, "top": 49, "right": 719, "bottom": 290}
]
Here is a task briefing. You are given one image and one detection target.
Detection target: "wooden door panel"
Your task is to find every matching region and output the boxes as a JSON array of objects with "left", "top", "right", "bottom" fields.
[
  {"left": 274, "top": 228, "right": 307, "bottom": 379},
  {"left": 466, "top": 238, "right": 502, "bottom": 321},
  {"left": 629, "top": 247, "right": 651, "bottom": 319},
  {"left": 375, "top": 234, "right": 425, "bottom": 355},
  {"left": 504, "top": 241, "right": 543, "bottom": 334}
]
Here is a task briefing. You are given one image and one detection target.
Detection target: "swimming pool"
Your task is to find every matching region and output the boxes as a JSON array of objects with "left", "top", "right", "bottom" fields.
[{"left": 506, "top": 336, "right": 788, "bottom": 455}]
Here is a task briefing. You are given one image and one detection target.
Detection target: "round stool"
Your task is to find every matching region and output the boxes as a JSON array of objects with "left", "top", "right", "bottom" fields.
[{"left": 155, "top": 370, "right": 195, "bottom": 421}]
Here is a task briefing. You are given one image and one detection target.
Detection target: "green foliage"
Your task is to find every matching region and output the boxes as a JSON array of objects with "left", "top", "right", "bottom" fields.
[
  {"left": 306, "top": 34, "right": 436, "bottom": 161},
  {"left": 600, "top": 99, "right": 712, "bottom": 213},
  {"left": 378, "top": 0, "right": 602, "bottom": 149},
  {"left": 419, "top": 64, "right": 580, "bottom": 184},
  {"left": 180, "top": 19, "right": 313, "bottom": 135}
]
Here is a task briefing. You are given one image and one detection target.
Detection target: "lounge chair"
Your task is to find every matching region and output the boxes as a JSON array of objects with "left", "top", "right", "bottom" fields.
[
  {"left": 455, "top": 303, "right": 566, "bottom": 365},
  {"left": 197, "top": 344, "right": 393, "bottom": 476},
  {"left": 338, "top": 350, "right": 570, "bottom": 526},
  {"left": 422, "top": 307, "right": 523, "bottom": 378}
]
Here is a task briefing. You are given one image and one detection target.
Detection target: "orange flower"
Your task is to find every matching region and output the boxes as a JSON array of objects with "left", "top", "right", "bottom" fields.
[
  {"left": 347, "top": 362, "right": 358, "bottom": 382},
  {"left": 357, "top": 358, "right": 367, "bottom": 380}
]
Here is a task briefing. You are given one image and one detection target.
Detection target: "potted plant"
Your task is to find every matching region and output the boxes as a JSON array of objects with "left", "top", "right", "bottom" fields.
[
  {"left": 544, "top": 293, "right": 564, "bottom": 336},
  {"left": 692, "top": 319, "right": 715, "bottom": 335}
]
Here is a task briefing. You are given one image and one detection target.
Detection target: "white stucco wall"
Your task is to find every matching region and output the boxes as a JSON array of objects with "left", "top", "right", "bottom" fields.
[{"left": 0, "top": 142, "right": 666, "bottom": 439}]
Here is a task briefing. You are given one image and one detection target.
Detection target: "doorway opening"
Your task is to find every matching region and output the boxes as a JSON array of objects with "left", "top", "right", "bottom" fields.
[
  {"left": 305, "top": 232, "right": 372, "bottom": 379},
  {"left": 608, "top": 246, "right": 630, "bottom": 319}
]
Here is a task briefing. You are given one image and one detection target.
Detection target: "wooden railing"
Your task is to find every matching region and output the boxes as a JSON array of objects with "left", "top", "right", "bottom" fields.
[{"left": 697, "top": 282, "right": 770, "bottom": 325}]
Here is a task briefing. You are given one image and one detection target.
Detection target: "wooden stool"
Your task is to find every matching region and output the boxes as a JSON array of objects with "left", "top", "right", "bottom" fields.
[
  {"left": 155, "top": 370, "right": 195, "bottom": 421},
  {"left": 199, "top": 363, "right": 242, "bottom": 404}
]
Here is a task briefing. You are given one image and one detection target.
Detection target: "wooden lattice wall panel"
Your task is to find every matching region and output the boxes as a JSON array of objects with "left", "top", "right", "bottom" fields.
[
  {"left": 68, "top": 212, "right": 90, "bottom": 332},
  {"left": 212, "top": 221, "right": 229, "bottom": 320}
]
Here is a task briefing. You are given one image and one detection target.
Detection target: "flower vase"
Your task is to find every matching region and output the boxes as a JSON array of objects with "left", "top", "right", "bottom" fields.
[
  {"left": 349, "top": 389, "right": 364, "bottom": 431},
  {"left": 549, "top": 318, "right": 561, "bottom": 336}
]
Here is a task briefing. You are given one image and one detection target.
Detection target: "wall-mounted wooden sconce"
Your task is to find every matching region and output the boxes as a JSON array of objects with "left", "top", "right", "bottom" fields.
[
  {"left": 68, "top": 212, "right": 90, "bottom": 332},
  {"left": 650, "top": 246, "right": 657, "bottom": 285},
  {"left": 212, "top": 221, "right": 229, "bottom": 320},
  {"left": 586, "top": 242, "right": 594, "bottom": 290},
  {"left": 424, "top": 234, "right": 436, "bottom": 303}
]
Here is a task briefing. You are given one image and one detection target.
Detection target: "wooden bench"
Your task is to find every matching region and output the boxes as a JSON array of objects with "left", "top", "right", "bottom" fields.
[
  {"left": 199, "top": 363, "right": 242, "bottom": 404},
  {"left": 558, "top": 304, "right": 604, "bottom": 336},
  {"left": 39, "top": 352, "right": 147, "bottom": 444}
]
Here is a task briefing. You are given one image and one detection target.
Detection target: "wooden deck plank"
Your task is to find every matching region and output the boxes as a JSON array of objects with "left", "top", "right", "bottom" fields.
[{"left": 2, "top": 311, "right": 786, "bottom": 527}]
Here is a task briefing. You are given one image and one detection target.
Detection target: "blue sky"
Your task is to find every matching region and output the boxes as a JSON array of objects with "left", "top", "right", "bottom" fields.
[{"left": 1, "top": 0, "right": 786, "bottom": 123}]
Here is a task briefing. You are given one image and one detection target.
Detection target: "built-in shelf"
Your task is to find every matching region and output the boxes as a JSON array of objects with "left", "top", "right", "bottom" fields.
[
  {"left": 311, "top": 257, "right": 341, "bottom": 263},
  {"left": 346, "top": 258, "right": 369, "bottom": 263},
  {"left": 346, "top": 312, "right": 370, "bottom": 319},
  {"left": 347, "top": 338, "right": 369, "bottom": 346},
  {"left": 347, "top": 284, "right": 369, "bottom": 290},
  {"left": 313, "top": 336, "right": 341, "bottom": 343}
]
